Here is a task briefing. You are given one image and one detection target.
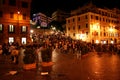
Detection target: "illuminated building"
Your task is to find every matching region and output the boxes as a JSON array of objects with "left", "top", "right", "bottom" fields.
[
  {"left": 66, "top": 3, "right": 120, "bottom": 44},
  {"left": 0, "top": 0, "right": 32, "bottom": 45},
  {"left": 52, "top": 9, "right": 70, "bottom": 23},
  {"left": 52, "top": 9, "right": 70, "bottom": 32},
  {"left": 32, "top": 12, "right": 52, "bottom": 28}
]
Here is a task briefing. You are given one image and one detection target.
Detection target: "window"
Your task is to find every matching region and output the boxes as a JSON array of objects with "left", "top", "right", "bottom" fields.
[
  {"left": 68, "top": 27, "right": 70, "bottom": 30},
  {"left": 86, "top": 32, "right": 88, "bottom": 35},
  {"left": 96, "top": 16, "right": 98, "bottom": 20},
  {"left": 9, "top": 37, "right": 14, "bottom": 45},
  {"left": 9, "top": 0, "right": 16, "bottom": 6},
  {"left": 73, "top": 33, "right": 75, "bottom": 36},
  {"left": 106, "top": 19, "right": 107, "bottom": 22},
  {"left": 108, "top": 19, "right": 110, "bottom": 23},
  {"left": 22, "top": 2, "right": 28, "bottom": 8},
  {"left": 0, "top": 24, "right": 3, "bottom": 32},
  {"left": 93, "top": 31, "right": 98, "bottom": 36},
  {"left": 86, "top": 23, "right": 88, "bottom": 28},
  {"left": 78, "top": 25, "right": 80, "bottom": 29},
  {"left": 91, "top": 15, "right": 93, "bottom": 19},
  {"left": 22, "top": 37, "right": 26, "bottom": 44},
  {"left": 78, "top": 17, "right": 80, "bottom": 21},
  {"left": 105, "top": 12, "right": 107, "bottom": 16},
  {"left": 104, "top": 32, "right": 106, "bottom": 37},
  {"left": 10, "top": 12, "right": 14, "bottom": 18},
  {"left": 111, "top": 20, "right": 113, "bottom": 23},
  {"left": 23, "top": 14, "right": 26, "bottom": 20},
  {"left": 73, "top": 18, "right": 75, "bottom": 22},
  {"left": 117, "top": 21, "right": 119, "bottom": 24},
  {"left": 103, "top": 18, "right": 105, "bottom": 21},
  {"left": 9, "top": 25, "right": 14, "bottom": 33},
  {"left": 68, "top": 20, "right": 70, "bottom": 23},
  {"left": 0, "top": 11, "right": 3, "bottom": 17},
  {"left": 102, "top": 11, "right": 104, "bottom": 16},
  {"left": 22, "top": 26, "right": 27, "bottom": 32}
]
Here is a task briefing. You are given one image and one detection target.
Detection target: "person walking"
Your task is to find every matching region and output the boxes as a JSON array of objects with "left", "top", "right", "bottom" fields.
[
  {"left": 11, "top": 46, "right": 19, "bottom": 64},
  {"left": 76, "top": 48, "right": 82, "bottom": 59},
  {"left": 18, "top": 46, "right": 25, "bottom": 70}
]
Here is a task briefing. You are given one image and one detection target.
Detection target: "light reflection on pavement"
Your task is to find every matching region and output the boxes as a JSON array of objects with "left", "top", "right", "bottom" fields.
[
  {"left": 52, "top": 51, "right": 120, "bottom": 80},
  {"left": 0, "top": 50, "right": 120, "bottom": 80}
]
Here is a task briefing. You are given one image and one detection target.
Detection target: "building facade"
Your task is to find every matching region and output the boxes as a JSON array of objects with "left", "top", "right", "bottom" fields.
[
  {"left": 52, "top": 9, "right": 70, "bottom": 31},
  {"left": 0, "top": 0, "right": 32, "bottom": 45},
  {"left": 32, "top": 12, "right": 52, "bottom": 28},
  {"left": 66, "top": 3, "right": 120, "bottom": 44},
  {"left": 52, "top": 9, "right": 70, "bottom": 23}
]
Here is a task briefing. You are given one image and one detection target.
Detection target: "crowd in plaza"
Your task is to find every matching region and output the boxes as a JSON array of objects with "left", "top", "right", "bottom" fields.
[
  {"left": 0, "top": 32, "right": 120, "bottom": 65},
  {"left": 31, "top": 32, "right": 120, "bottom": 55}
]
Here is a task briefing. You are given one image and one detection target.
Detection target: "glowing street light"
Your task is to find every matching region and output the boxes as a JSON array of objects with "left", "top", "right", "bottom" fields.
[
  {"left": 111, "top": 40, "right": 114, "bottom": 44},
  {"left": 30, "top": 30, "right": 34, "bottom": 33},
  {"left": 52, "top": 27, "right": 56, "bottom": 30},
  {"left": 95, "top": 40, "right": 99, "bottom": 44},
  {"left": 17, "top": 11, "right": 20, "bottom": 14},
  {"left": 15, "top": 11, "right": 21, "bottom": 44},
  {"left": 109, "top": 27, "right": 113, "bottom": 32}
]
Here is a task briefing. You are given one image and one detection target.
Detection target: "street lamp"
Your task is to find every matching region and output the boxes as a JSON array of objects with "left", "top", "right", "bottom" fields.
[
  {"left": 17, "top": 11, "right": 20, "bottom": 14},
  {"left": 17, "top": 11, "right": 20, "bottom": 25},
  {"left": 16, "top": 11, "right": 20, "bottom": 44},
  {"left": 109, "top": 27, "right": 113, "bottom": 32},
  {"left": 30, "top": 30, "right": 34, "bottom": 33}
]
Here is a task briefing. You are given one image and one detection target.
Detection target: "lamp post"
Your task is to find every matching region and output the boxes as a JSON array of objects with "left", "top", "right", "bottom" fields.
[
  {"left": 17, "top": 11, "right": 20, "bottom": 26},
  {"left": 16, "top": 11, "right": 20, "bottom": 44}
]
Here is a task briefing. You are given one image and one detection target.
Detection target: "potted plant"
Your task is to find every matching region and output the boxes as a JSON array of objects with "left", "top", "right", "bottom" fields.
[
  {"left": 23, "top": 46, "right": 36, "bottom": 70},
  {"left": 41, "top": 47, "right": 53, "bottom": 67}
]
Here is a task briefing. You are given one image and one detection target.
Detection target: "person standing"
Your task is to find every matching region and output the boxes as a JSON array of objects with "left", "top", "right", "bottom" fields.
[
  {"left": 18, "top": 46, "right": 25, "bottom": 69},
  {"left": 76, "top": 47, "right": 82, "bottom": 59},
  {"left": 11, "top": 46, "right": 19, "bottom": 64}
]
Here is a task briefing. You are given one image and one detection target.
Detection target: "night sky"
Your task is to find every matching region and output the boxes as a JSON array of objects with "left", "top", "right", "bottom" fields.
[{"left": 31, "top": 0, "right": 120, "bottom": 17}]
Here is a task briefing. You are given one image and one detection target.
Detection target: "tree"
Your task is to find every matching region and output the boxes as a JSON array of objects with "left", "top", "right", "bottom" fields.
[{"left": 49, "top": 20, "right": 64, "bottom": 31}]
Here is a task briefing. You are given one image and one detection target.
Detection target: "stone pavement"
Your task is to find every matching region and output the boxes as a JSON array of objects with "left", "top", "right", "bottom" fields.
[
  {"left": 0, "top": 49, "right": 86, "bottom": 80},
  {"left": 0, "top": 50, "right": 120, "bottom": 80}
]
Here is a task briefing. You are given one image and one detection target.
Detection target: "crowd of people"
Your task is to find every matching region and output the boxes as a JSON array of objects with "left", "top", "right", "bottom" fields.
[{"left": 0, "top": 32, "right": 120, "bottom": 65}]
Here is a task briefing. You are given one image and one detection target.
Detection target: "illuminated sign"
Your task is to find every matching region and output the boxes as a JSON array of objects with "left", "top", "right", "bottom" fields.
[{"left": 41, "top": 22, "right": 47, "bottom": 27}]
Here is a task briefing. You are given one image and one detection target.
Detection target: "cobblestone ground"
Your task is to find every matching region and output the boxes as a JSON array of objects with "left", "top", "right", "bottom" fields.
[{"left": 0, "top": 49, "right": 120, "bottom": 80}]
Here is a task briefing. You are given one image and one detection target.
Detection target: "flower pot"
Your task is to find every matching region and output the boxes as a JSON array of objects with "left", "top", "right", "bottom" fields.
[
  {"left": 41, "top": 62, "right": 54, "bottom": 67},
  {"left": 41, "top": 62, "right": 53, "bottom": 74},
  {"left": 41, "top": 48, "right": 52, "bottom": 62},
  {"left": 23, "top": 63, "right": 36, "bottom": 70}
]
